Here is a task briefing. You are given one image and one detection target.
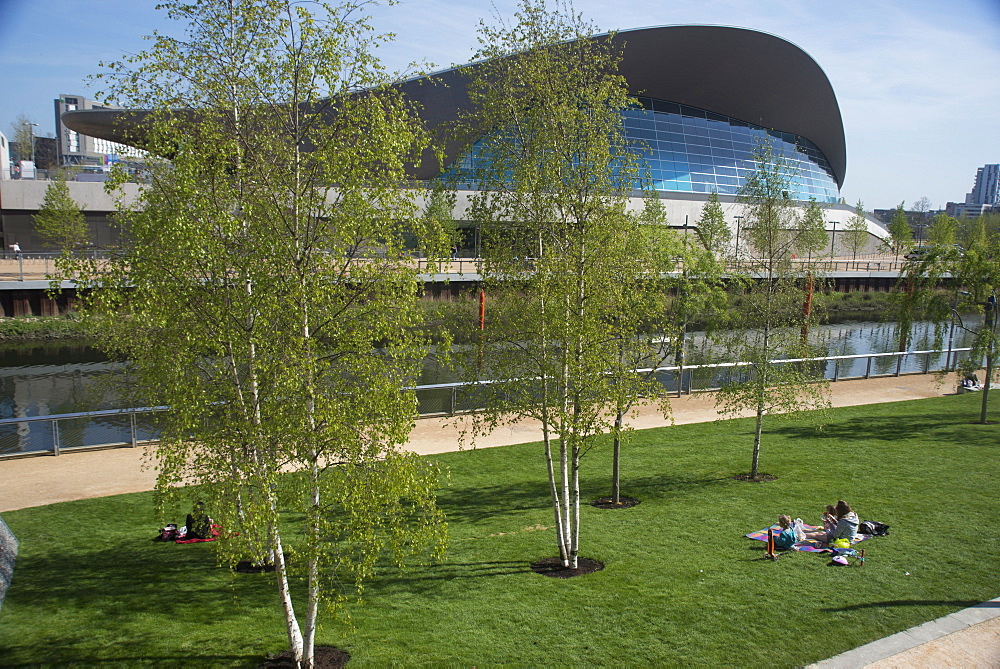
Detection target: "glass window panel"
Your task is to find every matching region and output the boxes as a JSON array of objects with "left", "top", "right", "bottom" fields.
[
  {"left": 652, "top": 100, "right": 680, "bottom": 114},
  {"left": 577, "top": 95, "right": 841, "bottom": 199}
]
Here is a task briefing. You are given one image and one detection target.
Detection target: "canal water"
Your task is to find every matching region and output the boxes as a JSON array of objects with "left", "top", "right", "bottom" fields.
[{"left": 0, "top": 318, "right": 983, "bottom": 455}]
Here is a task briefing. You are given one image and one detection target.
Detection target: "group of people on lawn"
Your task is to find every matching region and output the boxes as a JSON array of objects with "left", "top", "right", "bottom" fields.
[{"left": 774, "top": 500, "right": 859, "bottom": 550}]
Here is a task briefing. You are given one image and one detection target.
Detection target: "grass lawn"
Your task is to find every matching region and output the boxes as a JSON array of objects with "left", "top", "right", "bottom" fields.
[{"left": 1, "top": 392, "right": 998, "bottom": 666}]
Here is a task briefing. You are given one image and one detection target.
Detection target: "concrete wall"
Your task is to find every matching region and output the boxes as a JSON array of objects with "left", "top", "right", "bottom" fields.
[
  {"left": 449, "top": 189, "right": 889, "bottom": 257},
  {"left": 0, "top": 180, "right": 141, "bottom": 252},
  {"left": 1, "top": 181, "right": 888, "bottom": 257},
  {"left": 0, "top": 179, "right": 141, "bottom": 211}
]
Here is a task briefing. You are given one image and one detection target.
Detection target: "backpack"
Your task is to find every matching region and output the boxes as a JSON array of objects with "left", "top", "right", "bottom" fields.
[
  {"left": 158, "top": 524, "right": 178, "bottom": 541},
  {"left": 858, "top": 520, "right": 889, "bottom": 537}
]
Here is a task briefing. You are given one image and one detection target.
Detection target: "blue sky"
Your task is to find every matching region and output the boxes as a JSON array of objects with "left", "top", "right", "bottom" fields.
[{"left": 1, "top": 0, "right": 998, "bottom": 211}]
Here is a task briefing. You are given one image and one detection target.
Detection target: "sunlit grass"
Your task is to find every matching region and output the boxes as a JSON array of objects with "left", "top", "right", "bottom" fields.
[{"left": 1, "top": 392, "right": 997, "bottom": 666}]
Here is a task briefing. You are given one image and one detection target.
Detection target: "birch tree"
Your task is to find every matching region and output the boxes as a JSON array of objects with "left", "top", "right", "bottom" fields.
[
  {"left": 884, "top": 202, "right": 914, "bottom": 257},
  {"left": 843, "top": 200, "right": 869, "bottom": 261},
  {"left": 7, "top": 113, "right": 35, "bottom": 163},
  {"left": 695, "top": 191, "right": 732, "bottom": 259},
  {"left": 796, "top": 196, "right": 828, "bottom": 260},
  {"left": 713, "top": 141, "right": 830, "bottom": 479},
  {"left": 458, "top": 0, "right": 668, "bottom": 568},
  {"left": 927, "top": 213, "right": 959, "bottom": 247},
  {"left": 34, "top": 174, "right": 90, "bottom": 250},
  {"left": 67, "top": 2, "right": 446, "bottom": 666}
]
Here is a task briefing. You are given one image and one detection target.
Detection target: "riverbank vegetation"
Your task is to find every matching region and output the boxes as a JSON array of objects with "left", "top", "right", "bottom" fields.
[
  {"left": 0, "top": 314, "right": 86, "bottom": 340},
  {"left": 0, "top": 288, "right": 956, "bottom": 345},
  {"left": 417, "top": 288, "right": 953, "bottom": 345},
  {"left": 1, "top": 393, "right": 997, "bottom": 665}
]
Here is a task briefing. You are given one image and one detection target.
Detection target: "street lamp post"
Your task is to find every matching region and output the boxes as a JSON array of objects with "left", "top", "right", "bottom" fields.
[
  {"left": 947, "top": 290, "right": 971, "bottom": 372},
  {"left": 829, "top": 220, "right": 837, "bottom": 257},
  {"left": 734, "top": 215, "right": 743, "bottom": 263},
  {"left": 23, "top": 122, "right": 38, "bottom": 167}
]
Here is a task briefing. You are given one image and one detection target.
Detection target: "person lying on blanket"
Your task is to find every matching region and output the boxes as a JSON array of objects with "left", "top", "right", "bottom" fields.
[{"left": 804, "top": 500, "right": 858, "bottom": 546}]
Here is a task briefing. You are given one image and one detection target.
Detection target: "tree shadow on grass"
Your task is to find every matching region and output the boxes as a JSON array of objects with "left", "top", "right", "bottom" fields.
[
  {"left": 435, "top": 479, "right": 556, "bottom": 524},
  {"left": 372, "top": 560, "right": 533, "bottom": 598},
  {"left": 1, "top": 533, "right": 303, "bottom": 665},
  {"left": 438, "top": 471, "right": 733, "bottom": 525},
  {"left": 1, "top": 649, "right": 255, "bottom": 667},
  {"left": 5, "top": 538, "right": 275, "bottom": 645},
  {"left": 594, "top": 473, "right": 736, "bottom": 504},
  {"left": 823, "top": 599, "right": 994, "bottom": 612},
  {"left": 769, "top": 414, "right": 968, "bottom": 444}
]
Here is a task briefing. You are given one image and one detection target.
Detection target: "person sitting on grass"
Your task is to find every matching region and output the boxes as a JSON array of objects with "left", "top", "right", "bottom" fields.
[
  {"left": 805, "top": 500, "right": 858, "bottom": 546},
  {"left": 822, "top": 504, "right": 838, "bottom": 533},
  {"left": 774, "top": 515, "right": 798, "bottom": 550},
  {"left": 185, "top": 501, "right": 213, "bottom": 540},
  {"left": 961, "top": 373, "right": 982, "bottom": 391}
]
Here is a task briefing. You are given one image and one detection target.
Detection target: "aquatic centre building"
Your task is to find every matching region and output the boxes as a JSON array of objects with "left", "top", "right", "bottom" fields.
[{"left": 56, "top": 25, "right": 885, "bottom": 253}]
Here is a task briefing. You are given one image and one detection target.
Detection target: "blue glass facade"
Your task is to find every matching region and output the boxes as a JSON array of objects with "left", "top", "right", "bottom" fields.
[
  {"left": 449, "top": 97, "right": 840, "bottom": 204},
  {"left": 626, "top": 97, "right": 839, "bottom": 203}
]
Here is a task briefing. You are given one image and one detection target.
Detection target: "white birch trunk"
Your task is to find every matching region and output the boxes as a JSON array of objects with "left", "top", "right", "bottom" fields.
[
  {"left": 538, "top": 232, "right": 570, "bottom": 564},
  {"left": 272, "top": 532, "right": 304, "bottom": 663},
  {"left": 560, "top": 435, "right": 571, "bottom": 567},
  {"left": 571, "top": 439, "right": 580, "bottom": 569}
]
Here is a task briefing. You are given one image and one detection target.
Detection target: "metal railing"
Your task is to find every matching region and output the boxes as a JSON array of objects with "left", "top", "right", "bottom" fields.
[
  {"left": 0, "top": 406, "right": 168, "bottom": 459},
  {"left": 414, "top": 347, "right": 975, "bottom": 414},
  {"left": 0, "top": 251, "right": 110, "bottom": 282},
  {"left": 729, "top": 257, "right": 911, "bottom": 273},
  {"left": 0, "top": 347, "right": 975, "bottom": 458},
  {"left": 412, "top": 256, "right": 913, "bottom": 277},
  {"left": 0, "top": 253, "right": 913, "bottom": 283}
]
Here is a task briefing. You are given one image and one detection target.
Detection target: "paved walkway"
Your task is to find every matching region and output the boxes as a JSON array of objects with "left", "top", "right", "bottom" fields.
[
  {"left": 2, "top": 371, "right": 997, "bottom": 667},
  {"left": 810, "top": 598, "right": 1000, "bottom": 668}
]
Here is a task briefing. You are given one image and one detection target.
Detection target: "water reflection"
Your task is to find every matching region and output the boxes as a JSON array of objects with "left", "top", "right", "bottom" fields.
[{"left": 0, "top": 318, "right": 983, "bottom": 454}]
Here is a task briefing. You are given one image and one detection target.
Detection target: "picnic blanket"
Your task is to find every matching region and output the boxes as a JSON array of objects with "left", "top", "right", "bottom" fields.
[
  {"left": 745, "top": 524, "right": 867, "bottom": 553},
  {"left": 175, "top": 524, "right": 222, "bottom": 544}
]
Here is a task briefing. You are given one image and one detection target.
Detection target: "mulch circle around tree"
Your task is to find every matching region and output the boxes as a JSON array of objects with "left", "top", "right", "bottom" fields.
[
  {"left": 530, "top": 556, "right": 604, "bottom": 578},
  {"left": 258, "top": 646, "right": 350, "bottom": 668},
  {"left": 590, "top": 496, "right": 641, "bottom": 509},
  {"left": 733, "top": 472, "right": 778, "bottom": 482}
]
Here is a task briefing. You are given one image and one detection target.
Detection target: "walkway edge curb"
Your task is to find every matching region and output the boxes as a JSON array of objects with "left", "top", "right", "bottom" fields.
[{"left": 808, "top": 596, "right": 1000, "bottom": 668}]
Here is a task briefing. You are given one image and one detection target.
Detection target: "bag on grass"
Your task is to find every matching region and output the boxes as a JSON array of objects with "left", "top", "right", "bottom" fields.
[
  {"left": 859, "top": 520, "right": 890, "bottom": 537},
  {"left": 792, "top": 518, "right": 807, "bottom": 542}
]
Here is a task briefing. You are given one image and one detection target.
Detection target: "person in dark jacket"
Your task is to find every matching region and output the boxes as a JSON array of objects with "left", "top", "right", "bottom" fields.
[{"left": 185, "top": 501, "right": 212, "bottom": 540}]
